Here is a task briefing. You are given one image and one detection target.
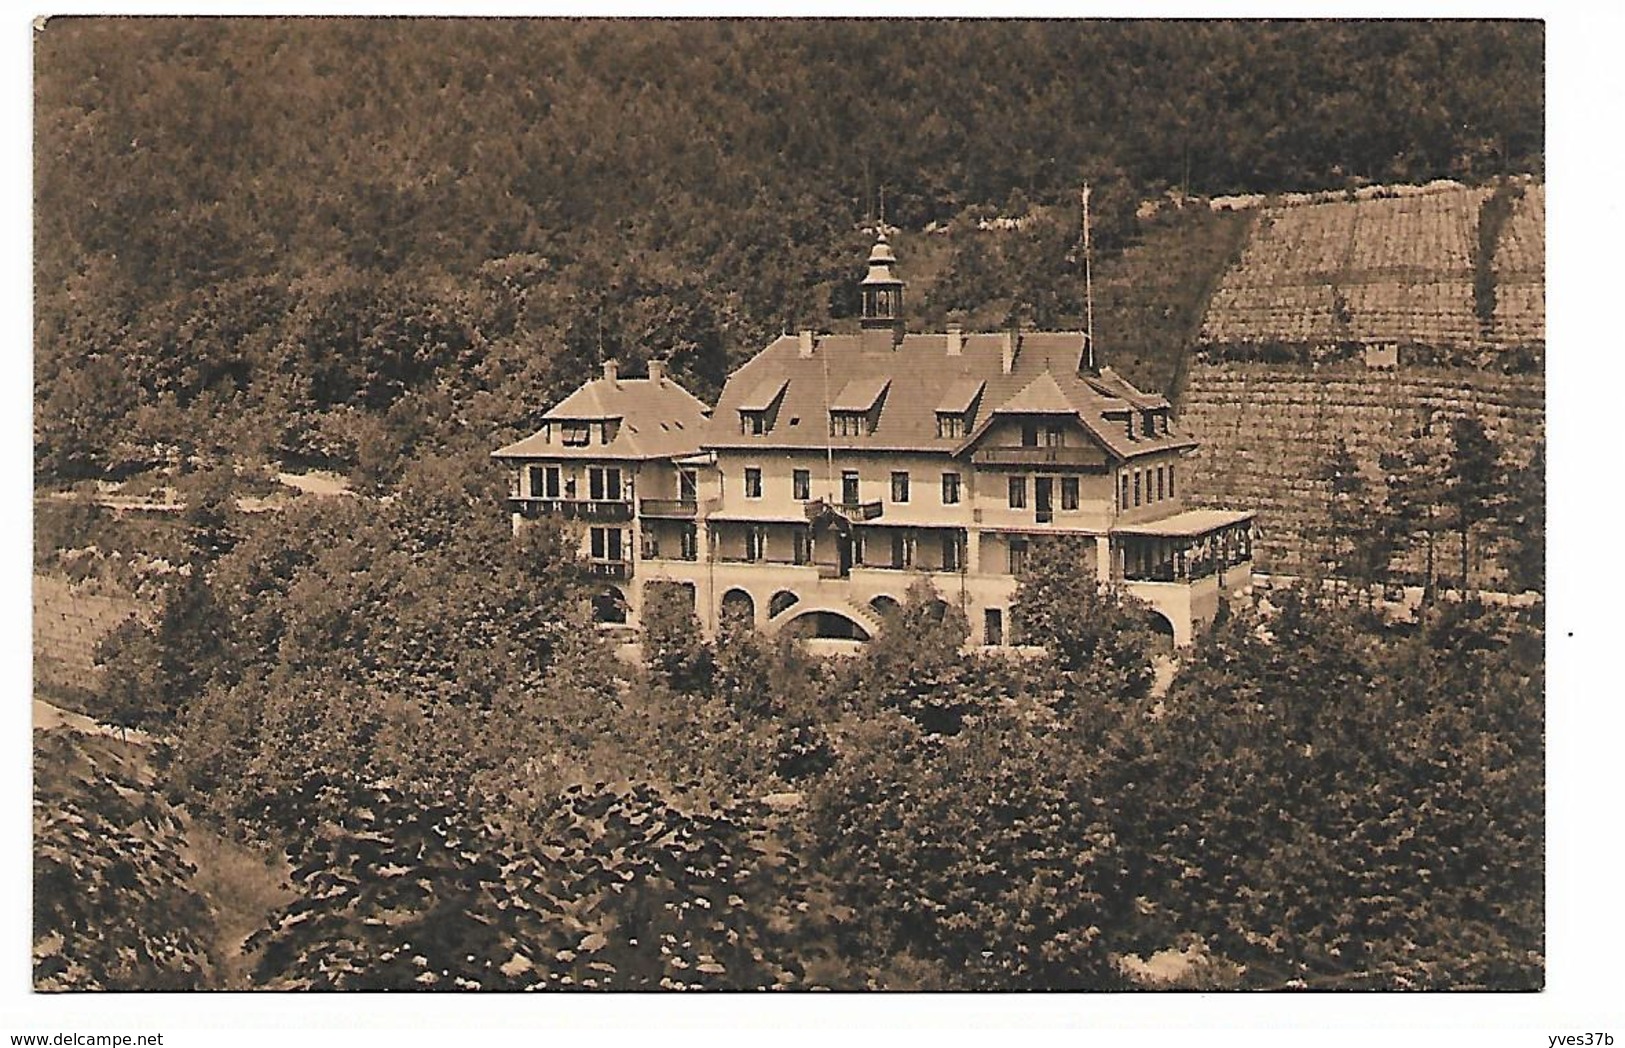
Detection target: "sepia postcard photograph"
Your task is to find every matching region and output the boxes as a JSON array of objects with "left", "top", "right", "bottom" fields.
[{"left": 14, "top": 5, "right": 1608, "bottom": 1045}]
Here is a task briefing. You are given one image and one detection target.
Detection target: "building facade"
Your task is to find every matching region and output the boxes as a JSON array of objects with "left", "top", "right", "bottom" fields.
[{"left": 493, "top": 234, "right": 1253, "bottom": 647}]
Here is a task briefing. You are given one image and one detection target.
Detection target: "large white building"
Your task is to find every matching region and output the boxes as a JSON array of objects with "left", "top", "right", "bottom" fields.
[{"left": 494, "top": 233, "right": 1253, "bottom": 647}]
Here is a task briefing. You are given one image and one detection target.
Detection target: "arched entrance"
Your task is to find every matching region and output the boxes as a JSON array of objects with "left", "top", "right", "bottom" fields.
[
  {"left": 592, "top": 587, "right": 629, "bottom": 625},
  {"left": 769, "top": 590, "right": 800, "bottom": 618},
  {"left": 868, "top": 595, "right": 901, "bottom": 619},
  {"left": 1146, "top": 609, "right": 1177, "bottom": 655},
  {"left": 720, "top": 588, "right": 755, "bottom": 632},
  {"left": 786, "top": 609, "right": 872, "bottom": 641}
]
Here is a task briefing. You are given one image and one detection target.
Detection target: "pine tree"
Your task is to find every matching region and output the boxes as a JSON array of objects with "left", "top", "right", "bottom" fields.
[{"left": 1446, "top": 415, "right": 1504, "bottom": 592}]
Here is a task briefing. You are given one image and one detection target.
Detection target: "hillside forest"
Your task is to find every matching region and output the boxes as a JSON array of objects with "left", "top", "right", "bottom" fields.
[
  {"left": 33, "top": 19, "right": 1545, "bottom": 993},
  {"left": 35, "top": 18, "right": 1543, "bottom": 485}
]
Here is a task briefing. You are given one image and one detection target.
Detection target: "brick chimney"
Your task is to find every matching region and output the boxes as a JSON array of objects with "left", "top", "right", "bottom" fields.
[
  {"left": 603, "top": 359, "right": 619, "bottom": 382},
  {"left": 799, "top": 329, "right": 815, "bottom": 358},
  {"left": 648, "top": 358, "right": 667, "bottom": 384},
  {"left": 946, "top": 324, "right": 963, "bottom": 357},
  {"left": 1000, "top": 328, "right": 1018, "bottom": 375}
]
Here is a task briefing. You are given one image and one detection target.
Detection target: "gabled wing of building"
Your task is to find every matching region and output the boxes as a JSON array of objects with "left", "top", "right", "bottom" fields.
[{"left": 491, "top": 367, "right": 712, "bottom": 462}]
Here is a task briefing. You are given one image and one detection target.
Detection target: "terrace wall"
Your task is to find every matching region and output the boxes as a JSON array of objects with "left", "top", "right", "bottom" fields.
[
  {"left": 1199, "top": 181, "right": 1543, "bottom": 359},
  {"left": 1177, "top": 363, "right": 1544, "bottom": 583}
]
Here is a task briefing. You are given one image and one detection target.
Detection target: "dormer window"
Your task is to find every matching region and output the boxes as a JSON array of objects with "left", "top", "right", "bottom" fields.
[
  {"left": 562, "top": 422, "right": 590, "bottom": 447},
  {"left": 936, "top": 412, "right": 966, "bottom": 439},
  {"left": 740, "top": 410, "right": 768, "bottom": 436},
  {"left": 831, "top": 411, "right": 870, "bottom": 437},
  {"left": 1142, "top": 410, "right": 1158, "bottom": 437}
]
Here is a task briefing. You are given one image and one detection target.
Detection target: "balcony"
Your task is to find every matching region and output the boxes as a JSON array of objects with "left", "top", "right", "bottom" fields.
[
  {"left": 971, "top": 446, "right": 1108, "bottom": 470},
  {"left": 805, "top": 498, "right": 884, "bottom": 523},
  {"left": 585, "top": 559, "right": 632, "bottom": 581},
  {"left": 639, "top": 498, "right": 698, "bottom": 518},
  {"left": 509, "top": 497, "right": 633, "bottom": 523}
]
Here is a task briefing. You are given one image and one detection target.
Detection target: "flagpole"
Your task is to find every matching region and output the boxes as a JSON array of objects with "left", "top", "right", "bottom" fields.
[{"left": 1082, "top": 181, "right": 1096, "bottom": 372}]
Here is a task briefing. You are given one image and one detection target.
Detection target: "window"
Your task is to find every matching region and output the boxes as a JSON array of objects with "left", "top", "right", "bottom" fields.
[
  {"left": 984, "top": 608, "right": 1004, "bottom": 646},
  {"left": 942, "top": 532, "right": 962, "bottom": 571},
  {"left": 1156, "top": 466, "right": 1165, "bottom": 501},
  {"left": 1120, "top": 473, "right": 1129, "bottom": 510},
  {"left": 740, "top": 410, "right": 767, "bottom": 435},
  {"left": 527, "top": 465, "right": 544, "bottom": 498},
  {"left": 793, "top": 469, "right": 811, "bottom": 501},
  {"left": 744, "top": 467, "right": 763, "bottom": 499},
  {"left": 545, "top": 466, "right": 561, "bottom": 499},
  {"left": 1168, "top": 465, "right": 1176, "bottom": 498},
  {"left": 1061, "top": 476, "right": 1079, "bottom": 511},
  {"left": 1044, "top": 425, "right": 1064, "bottom": 448},
  {"left": 1125, "top": 414, "right": 1136, "bottom": 441},
  {"left": 590, "top": 527, "right": 624, "bottom": 562},
  {"left": 679, "top": 523, "right": 698, "bottom": 561},
  {"left": 891, "top": 471, "right": 910, "bottom": 503},
  {"left": 746, "top": 526, "right": 767, "bottom": 562},
  {"left": 936, "top": 413, "right": 965, "bottom": 439},
  {"left": 679, "top": 469, "right": 697, "bottom": 502},
  {"left": 831, "top": 412, "right": 867, "bottom": 437},
  {"left": 1008, "top": 538, "right": 1029, "bottom": 576},
  {"left": 1143, "top": 411, "right": 1157, "bottom": 438},
  {"left": 1008, "top": 476, "right": 1027, "bottom": 509},
  {"left": 563, "top": 422, "right": 590, "bottom": 447},
  {"left": 1021, "top": 423, "right": 1039, "bottom": 447},
  {"left": 941, "top": 472, "right": 961, "bottom": 505},
  {"left": 1133, "top": 471, "right": 1142, "bottom": 507},
  {"left": 587, "top": 467, "right": 622, "bottom": 502},
  {"left": 842, "top": 470, "right": 860, "bottom": 505}
]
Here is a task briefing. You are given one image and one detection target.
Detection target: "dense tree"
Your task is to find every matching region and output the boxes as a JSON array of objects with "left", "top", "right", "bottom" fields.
[
  {"left": 1381, "top": 416, "right": 1454, "bottom": 591},
  {"left": 1317, "top": 437, "right": 1393, "bottom": 593},
  {"left": 1012, "top": 534, "right": 1157, "bottom": 703},
  {"left": 1445, "top": 415, "right": 1506, "bottom": 591}
]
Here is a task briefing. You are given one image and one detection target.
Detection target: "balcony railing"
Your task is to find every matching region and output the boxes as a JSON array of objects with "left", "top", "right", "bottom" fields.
[
  {"left": 509, "top": 497, "right": 633, "bottom": 523},
  {"left": 805, "top": 498, "right": 884, "bottom": 523},
  {"left": 585, "top": 559, "right": 633, "bottom": 581},
  {"left": 639, "top": 498, "right": 698, "bottom": 518},
  {"left": 971, "top": 446, "right": 1108, "bottom": 469}
]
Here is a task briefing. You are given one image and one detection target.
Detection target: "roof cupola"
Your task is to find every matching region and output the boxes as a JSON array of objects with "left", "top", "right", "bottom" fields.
[{"left": 859, "top": 230, "right": 906, "bottom": 350}]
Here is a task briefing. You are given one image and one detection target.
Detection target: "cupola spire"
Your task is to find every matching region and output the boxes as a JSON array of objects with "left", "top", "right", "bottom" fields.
[{"left": 859, "top": 229, "right": 906, "bottom": 350}]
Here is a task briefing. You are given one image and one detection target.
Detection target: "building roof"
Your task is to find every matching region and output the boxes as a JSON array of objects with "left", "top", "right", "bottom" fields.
[
  {"left": 491, "top": 374, "right": 712, "bottom": 462},
  {"left": 830, "top": 376, "right": 891, "bottom": 413},
  {"left": 1113, "top": 508, "right": 1255, "bottom": 537},
  {"left": 703, "top": 329, "right": 1193, "bottom": 461},
  {"left": 936, "top": 379, "right": 985, "bottom": 415},
  {"left": 736, "top": 376, "right": 790, "bottom": 413}
]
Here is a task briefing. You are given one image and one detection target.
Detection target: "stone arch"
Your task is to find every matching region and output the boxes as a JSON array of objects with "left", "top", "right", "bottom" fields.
[
  {"left": 720, "top": 588, "right": 755, "bottom": 631},
  {"left": 591, "top": 586, "right": 629, "bottom": 625},
  {"left": 1146, "top": 608, "right": 1177, "bottom": 655},
  {"left": 868, "top": 594, "right": 901, "bottom": 618},
  {"left": 784, "top": 608, "right": 873, "bottom": 641},
  {"left": 769, "top": 589, "right": 801, "bottom": 618},
  {"left": 769, "top": 599, "right": 883, "bottom": 642}
]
